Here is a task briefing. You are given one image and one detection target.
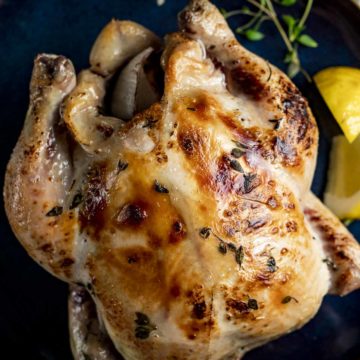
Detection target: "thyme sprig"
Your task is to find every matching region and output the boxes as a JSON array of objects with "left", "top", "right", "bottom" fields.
[{"left": 221, "top": 0, "right": 317, "bottom": 80}]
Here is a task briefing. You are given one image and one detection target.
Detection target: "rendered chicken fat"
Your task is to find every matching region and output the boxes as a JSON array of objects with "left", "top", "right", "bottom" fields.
[{"left": 4, "top": 1, "right": 360, "bottom": 359}]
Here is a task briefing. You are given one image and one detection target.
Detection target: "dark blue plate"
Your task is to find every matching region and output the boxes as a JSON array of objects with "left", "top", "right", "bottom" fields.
[{"left": 0, "top": 0, "right": 359, "bottom": 359}]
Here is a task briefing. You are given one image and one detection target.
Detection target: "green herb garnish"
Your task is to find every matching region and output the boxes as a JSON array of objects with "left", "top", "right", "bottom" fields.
[
  {"left": 243, "top": 173, "right": 257, "bottom": 193},
  {"left": 222, "top": 0, "right": 317, "bottom": 80},
  {"left": 322, "top": 258, "right": 337, "bottom": 271},
  {"left": 231, "top": 148, "right": 245, "bottom": 158},
  {"left": 267, "top": 256, "right": 277, "bottom": 272},
  {"left": 199, "top": 227, "right": 211, "bottom": 239},
  {"left": 117, "top": 160, "right": 128, "bottom": 172},
  {"left": 70, "top": 193, "right": 83, "bottom": 210},
  {"left": 269, "top": 118, "right": 281, "bottom": 130},
  {"left": 46, "top": 206, "right": 63, "bottom": 217},
  {"left": 154, "top": 180, "right": 169, "bottom": 194},
  {"left": 248, "top": 298, "right": 259, "bottom": 310},
  {"left": 218, "top": 241, "right": 228, "bottom": 254},
  {"left": 230, "top": 159, "right": 244, "bottom": 173},
  {"left": 281, "top": 295, "right": 298, "bottom": 304},
  {"left": 134, "top": 312, "right": 156, "bottom": 340},
  {"left": 235, "top": 245, "right": 245, "bottom": 267}
]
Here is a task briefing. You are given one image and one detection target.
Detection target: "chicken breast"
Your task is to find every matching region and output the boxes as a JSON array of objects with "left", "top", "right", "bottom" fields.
[{"left": 4, "top": 1, "right": 360, "bottom": 359}]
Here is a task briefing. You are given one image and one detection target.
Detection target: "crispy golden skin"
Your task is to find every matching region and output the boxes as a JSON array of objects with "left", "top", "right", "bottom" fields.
[{"left": 4, "top": 1, "right": 360, "bottom": 359}]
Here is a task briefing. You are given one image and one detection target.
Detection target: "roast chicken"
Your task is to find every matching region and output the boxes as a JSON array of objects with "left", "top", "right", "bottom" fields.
[{"left": 4, "top": 1, "right": 360, "bottom": 359}]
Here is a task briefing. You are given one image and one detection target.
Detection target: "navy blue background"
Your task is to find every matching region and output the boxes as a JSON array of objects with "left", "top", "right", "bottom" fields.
[{"left": 0, "top": 0, "right": 359, "bottom": 359}]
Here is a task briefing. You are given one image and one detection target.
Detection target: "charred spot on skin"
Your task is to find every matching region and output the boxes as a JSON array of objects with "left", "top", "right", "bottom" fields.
[
  {"left": 96, "top": 123, "right": 114, "bottom": 138},
  {"left": 128, "top": 255, "right": 139, "bottom": 264},
  {"left": 336, "top": 251, "right": 348, "bottom": 260},
  {"left": 46, "top": 206, "right": 63, "bottom": 217},
  {"left": 169, "top": 220, "right": 187, "bottom": 244},
  {"left": 226, "top": 299, "right": 249, "bottom": 313},
  {"left": 40, "top": 243, "right": 53, "bottom": 252},
  {"left": 170, "top": 285, "right": 181, "bottom": 298},
  {"left": 286, "top": 221, "right": 298, "bottom": 233},
  {"left": 60, "top": 257, "right": 74, "bottom": 267},
  {"left": 192, "top": 301, "right": 207, "bottom": 320},
  {"left": 266, "top": 196, "right": 278, "bottom": 209},
  {"left": 116, "top": 202, "right": 148, "bottom": 228},
  {"left": 80, "top": 164, "right": 108, "bottom": 229},
  {"left": 37, "top": 55, "right": 66, "bottom": 82},
  {"left": 281, "top": 82, "right": 311, "bottom": 144},
  {"left": 154, "top": 180, "right": 169, "bottom": 194},
  {"left": 215, "top": 156, "right": 234, "bottom": 194},
  {"left": 178, "top": 133, "right": 194, "bottom": 155},
  {"left": 208, "top": 54, "right": 225, "bottom": 72},
  {"left": 227, "top": 66, "right": 267, "bottom": 101}
]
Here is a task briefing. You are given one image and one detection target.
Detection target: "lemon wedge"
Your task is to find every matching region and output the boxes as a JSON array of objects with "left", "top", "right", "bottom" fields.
[
  {"left": 314, "top": 66, "right": 360, "bottom": 143},
  {"left": 324, "top": 135, "right": 360, "bottom": 219}
]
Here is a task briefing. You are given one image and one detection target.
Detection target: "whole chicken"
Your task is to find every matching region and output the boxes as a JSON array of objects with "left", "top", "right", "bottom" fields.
[{"left": 4, "top": 1, "right": 360, "bottom": 359}]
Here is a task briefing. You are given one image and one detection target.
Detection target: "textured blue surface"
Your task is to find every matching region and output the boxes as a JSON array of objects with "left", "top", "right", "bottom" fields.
[{"left": 0, "top": 0, "right": 359, "bottom": 359}]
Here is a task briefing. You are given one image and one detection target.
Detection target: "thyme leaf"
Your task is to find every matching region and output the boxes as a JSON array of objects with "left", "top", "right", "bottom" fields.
[
  {"left": 235, "top": 246, "right": 245, "bottom": 267},
  {"left": 322, "top": 258, "right": 337, "bottom": 271},
  {"left": 248, "top": 298, "right": 259, "bottom": 310},
  {"left": 46, "top": 206, "right": 63, "bottom": 217},
  {"left": 230, "top": 159, "right": 244, "bottom": 173},
  {"left": 154, "top": 180, "right": 169, "bottom": 194},
  {"left": 70, "top": 193, "right": 83, "bottom": 210},
  {"left": 117, "top": 160, "right": 128, "bottom": 172},
  {"left": 222, "top": 0, "right": 316, "bottom": 80},
  {"left": 199, "top": 227, "right": 211, "bottom": 239},
  {"left": 231, "top": 148, "right": 245, "bottom": 158},
  {"left": 281, "top": 295, "right": 299, "bottom": 304},
  {"left": 267, "top": 256, "right": 277, "bottom": 272},
  {"left": 134, "top": 312, "right": 157, "bottom": 340},
  {"left": 218, "top": 241, "right": 228, "bottom": 254}
]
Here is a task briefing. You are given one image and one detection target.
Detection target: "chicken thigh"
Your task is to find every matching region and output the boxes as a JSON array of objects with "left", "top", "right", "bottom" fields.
[{"left": 4, "top": 1, "right": 360, "bottom": 359}]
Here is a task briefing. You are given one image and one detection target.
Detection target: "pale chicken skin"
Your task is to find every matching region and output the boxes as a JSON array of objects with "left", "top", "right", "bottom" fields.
[{"left": 4, "top": 1, "right": 360, "bottom": 359}]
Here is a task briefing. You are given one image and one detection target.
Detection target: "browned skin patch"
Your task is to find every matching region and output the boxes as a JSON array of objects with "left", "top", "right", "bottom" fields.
[
  {"left": 304, "top": 208, "right": 360, "bottom": 295},
  {"left": 175, "top": 91, "right": 315, "bottom": 195},
  {"left": 177, "top": 285, "right": 214, "bottom": 341},
  {"left": 226, "top": 65, "right": 269, "bottom": 101},
  {"left": 79, "top": 163, "right": 108, "bottom": 234},
  {"left": 81, "top": 155, "right": 218, "bottom": 344}
]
